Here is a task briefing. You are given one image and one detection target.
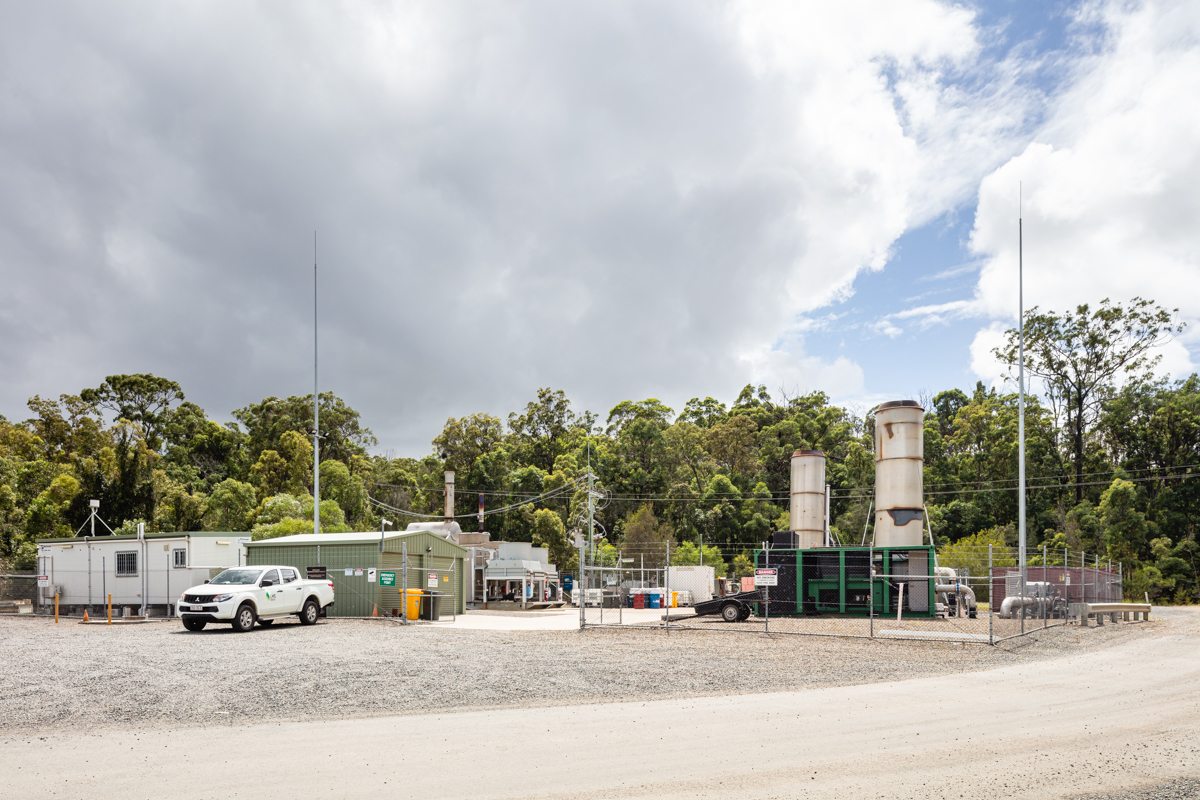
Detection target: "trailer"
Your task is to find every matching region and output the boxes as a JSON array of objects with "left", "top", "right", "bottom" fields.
[{"left": 691, "top": 590, "right": 762, "bottom": 622}]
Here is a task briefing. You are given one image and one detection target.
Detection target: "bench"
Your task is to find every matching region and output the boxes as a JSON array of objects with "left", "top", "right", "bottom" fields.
[{"left": 1069, "top": 602, "right": 1151, "bottom": 626}]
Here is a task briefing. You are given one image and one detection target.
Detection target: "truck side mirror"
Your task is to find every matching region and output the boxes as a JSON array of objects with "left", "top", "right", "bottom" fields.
[
  {"left": 261, "top": 579, "right": 275, "bottom": 587},
  {"left": 203, "top": 579, "right": 210, "bottom": 584}
]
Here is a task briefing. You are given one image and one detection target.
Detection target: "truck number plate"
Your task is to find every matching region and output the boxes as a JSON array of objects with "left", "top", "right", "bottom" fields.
[{"left": 189, "top": 605, "right": 203, "bottom": 611}]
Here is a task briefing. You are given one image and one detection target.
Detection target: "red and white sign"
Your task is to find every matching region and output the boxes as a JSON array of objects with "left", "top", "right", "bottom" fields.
[{"left": 754, "top": 568, "right": 778, "bottom": 587}]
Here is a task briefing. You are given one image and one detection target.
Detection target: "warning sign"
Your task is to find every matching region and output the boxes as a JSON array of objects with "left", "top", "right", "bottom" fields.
[
  {"left": 754, "top": 568, "right": 778, "bottom": 587},
  {"left": 427, "top": 573, "right": 438, "bottom": 589}
]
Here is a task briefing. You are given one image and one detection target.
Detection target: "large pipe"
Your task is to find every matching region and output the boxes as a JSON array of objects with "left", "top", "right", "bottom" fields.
[
  {"left": 790, "top": 450, "right": 826, "bottom": 548},
  {"left": 873, "top": 400, "right": 925, "bottom": 547},
  {"left": 444, "top": 471, "right": 455, "bottom": 522},
  {"left": 935, "top": 566, "right": 976, "bottom": 614},
  {"left": 999, "top": 581, "right": 1054, "bottom": 618}
]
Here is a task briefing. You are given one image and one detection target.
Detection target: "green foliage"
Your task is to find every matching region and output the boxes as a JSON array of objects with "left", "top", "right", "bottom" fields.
[
  {"left": 4, "top": 316, "right": 1197, "bottom": 599},
  {"left": 251, "top": 498, "right": 349, "bottom": 539},
  {"left": 203, "top": 479, "right": 257, "bottom": 531},
  {"left": 619, "top": 506, "right": 675, "bottom": 569},
  {"left": 80, "top": 374, "right": 184, "bottom": 451},
  {"left": 529, "top": 508, "right": 572, "bottom": 571},
  {"left": 233, "top": 392, "right": 375, "bottom": 464},
  {"left": 1099, "top": 478, "right": 1148, "bottom": 563},
  {"left": 672, "top": 541, "right": 728, "bottom": 577}
]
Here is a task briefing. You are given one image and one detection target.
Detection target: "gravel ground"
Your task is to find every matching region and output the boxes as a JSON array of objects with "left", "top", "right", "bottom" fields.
[
  {"left": 0, "top": 607, "right": 1188, "bottom": 736},
  {"left": 1069, "top": 778, "right": 1200, "bottom": 799}
]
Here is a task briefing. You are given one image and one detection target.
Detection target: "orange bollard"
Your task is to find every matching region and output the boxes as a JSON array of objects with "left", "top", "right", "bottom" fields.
[
  {"left": 55, "top": 593, "right": 59, "bottom": 623},
  {"left": 107, "top": 594, "right": 112, "bottom": 625}
]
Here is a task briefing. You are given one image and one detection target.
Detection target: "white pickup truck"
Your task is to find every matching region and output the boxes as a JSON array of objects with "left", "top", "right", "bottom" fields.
[{"left": 177, "top": 566, "right": 336, "bottom": 632}]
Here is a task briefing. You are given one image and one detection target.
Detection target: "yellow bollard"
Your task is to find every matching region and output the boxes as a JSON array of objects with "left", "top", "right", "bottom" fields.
[
  {"left": 55, "top": 593, "right": 59, "bottom": 623},
  {"left": 107, "top": 594, "right": 112, "bottom": 625}
]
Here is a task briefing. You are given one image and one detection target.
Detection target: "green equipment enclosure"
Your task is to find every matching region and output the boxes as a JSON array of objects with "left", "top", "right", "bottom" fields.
[{"left": 753, "top": 545, "right": 936, "bottom": 617}]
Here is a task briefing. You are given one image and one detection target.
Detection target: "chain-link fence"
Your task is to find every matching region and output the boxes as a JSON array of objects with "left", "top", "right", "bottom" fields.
[{"left": 578, "top": 542, "right": 1135, "bottom": 645}]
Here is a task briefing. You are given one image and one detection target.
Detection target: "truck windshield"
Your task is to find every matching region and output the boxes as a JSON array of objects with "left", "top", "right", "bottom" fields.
[{"left": 209, "top": 569, "right": 263, "bottom": 585}]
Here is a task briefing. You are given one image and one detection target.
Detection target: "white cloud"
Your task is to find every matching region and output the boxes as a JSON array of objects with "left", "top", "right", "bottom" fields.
[
  {"left": 0, "top": 1, "right": 1043, "bottom": 450},
  {"left": 968, "top": 322, "right": 1013, "bottom": 389},
  {"left": 870, "top": 319, "right": 905, "bottom": 339},
  {"left": 968, "top": 0, "right": 1200, "bottom": 383}
]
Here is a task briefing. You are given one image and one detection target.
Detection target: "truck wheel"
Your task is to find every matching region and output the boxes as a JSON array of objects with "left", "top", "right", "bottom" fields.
[
  {"left": 232, "top": 604, "right": 256, "bottom": 632},
  {"left": 258, "top": 618, "right": 274, "bottom": 626},
  {"left": 182, "top": 619, "right": 206, "bottom": 632},
  {"left": 299, "top": 599, "right": 319, "bottom": 625},
  {"left": 721, "top": 603, "right": 741, "bottom": 623}
]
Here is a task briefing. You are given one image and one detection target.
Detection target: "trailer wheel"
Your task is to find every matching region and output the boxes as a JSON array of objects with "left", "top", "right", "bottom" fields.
[
  {"left": 738, "top": 607, "right": 752, "bottom": 622},
  {"left": 721, "top": 602, "right": 741, "bottom": 623}
]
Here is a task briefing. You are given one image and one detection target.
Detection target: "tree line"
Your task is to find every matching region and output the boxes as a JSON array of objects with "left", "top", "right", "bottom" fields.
[{"left": 0, "top": 298, "right": 1195, "bottom": 601}]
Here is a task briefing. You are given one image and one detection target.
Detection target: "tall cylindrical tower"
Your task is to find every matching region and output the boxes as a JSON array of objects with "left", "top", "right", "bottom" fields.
[
  {"left": 790, "top": 450, "right": 827, "bottom": 548},
  {"left": 444, "top": 471, "right": 455, "bottom": 522},
  {"left": 873, "top": 401, "right": 925, "bottom": 547}
]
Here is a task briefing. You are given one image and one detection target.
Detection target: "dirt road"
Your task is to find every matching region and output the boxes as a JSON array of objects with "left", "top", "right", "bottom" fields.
[{"left": 5, "top": 611, "right": 1198, "bottom": 799}]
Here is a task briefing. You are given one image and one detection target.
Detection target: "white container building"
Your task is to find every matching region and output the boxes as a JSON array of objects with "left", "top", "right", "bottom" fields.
[{"left": 35, "top": 531, "right": 250, "bottom": 616}]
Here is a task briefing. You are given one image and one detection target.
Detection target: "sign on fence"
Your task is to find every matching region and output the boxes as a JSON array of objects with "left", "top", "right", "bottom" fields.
[
  {"left": 379, "top": 571, "right": 396, "bottom": 587},
  {"left": 754, "top": 568, "right": 778, "bottom": 587},
  {"left": 306, "top": 566, "right": 327, "bottom": 579},
  {"left": 37, "top": 575, "right": 49, "bottom": 587},
  {"left": 367, "top": 569, "right": 376, "bottom": 583},
  {"left": 428, "top": 573, "right": 438, "bottom": 588}
]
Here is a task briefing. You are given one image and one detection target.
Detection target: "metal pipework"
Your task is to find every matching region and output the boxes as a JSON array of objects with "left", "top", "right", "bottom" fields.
[
  {"left": 935, "top": 567, "right": 977, "bottom": 614},
  {"left": 873, "top": 400, "right": 925, "bottom": 547},
  {"left": 444, "top": 471, "right": 455, "bottom": 522},
  {"left": 790, "top": 450, "right": 827, "bottom": 548}
]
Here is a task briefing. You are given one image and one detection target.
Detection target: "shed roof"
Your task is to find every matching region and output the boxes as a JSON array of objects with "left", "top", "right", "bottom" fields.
[{"left": 245, "top": 530, "right": 467, "bottom": 553}]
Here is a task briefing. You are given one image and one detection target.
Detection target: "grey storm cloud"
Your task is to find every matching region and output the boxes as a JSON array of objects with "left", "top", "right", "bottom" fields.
[{"left": 0, "top": 1, "right": 1016, "bottom": 452}]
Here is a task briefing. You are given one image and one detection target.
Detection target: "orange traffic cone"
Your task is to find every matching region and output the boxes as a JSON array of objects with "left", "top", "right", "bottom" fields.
[
  {"left": 371, "top": 604, "right": 378, "bottom": 617},
  {"left": 82, "top": 609, "right": 90, "bottom": 622}
]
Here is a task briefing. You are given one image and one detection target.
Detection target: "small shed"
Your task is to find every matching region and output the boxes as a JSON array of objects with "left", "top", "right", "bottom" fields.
[{"left": 244, "top": 530, "right": 467, "bottom": 617}]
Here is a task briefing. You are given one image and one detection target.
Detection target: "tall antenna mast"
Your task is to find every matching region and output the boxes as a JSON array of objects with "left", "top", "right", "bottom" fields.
[
  {"left": 313, "top": 231, "right": 320, "bottom": 537},
  {"left": 1018, "top": 185, "right": 1026, "bottom": 591}
]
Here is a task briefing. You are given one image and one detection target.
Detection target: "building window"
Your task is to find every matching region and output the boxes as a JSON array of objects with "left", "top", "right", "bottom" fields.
[
  {"left": 116, "top": 551, "right": 138, "bottom": 577},
  {"left": 173, "top": 548, "right": 187, "bottom": 568}
]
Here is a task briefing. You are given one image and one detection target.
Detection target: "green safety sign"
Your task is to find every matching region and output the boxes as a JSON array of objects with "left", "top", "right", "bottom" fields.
[{"left": 379, "top": 571, "right": 396, "bottom": 587}]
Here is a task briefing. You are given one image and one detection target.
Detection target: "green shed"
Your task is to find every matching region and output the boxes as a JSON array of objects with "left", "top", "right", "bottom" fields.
[{"left": 245, "top": 530, "right": 467, "bottom": 617}]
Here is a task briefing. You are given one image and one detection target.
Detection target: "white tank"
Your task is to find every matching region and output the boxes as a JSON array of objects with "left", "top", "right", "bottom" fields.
[
  {"left": 873, "top": 401, "right": 925, "bottom": 547},
  {"left": 790, "top": 450, "right": 826, "bottom": 548}
]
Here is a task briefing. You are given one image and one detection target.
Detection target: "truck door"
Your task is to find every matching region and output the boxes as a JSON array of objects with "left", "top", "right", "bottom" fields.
[
  {"left": 258, "top": 569, "right": 284, "bottom": 616},
  {"left": 279, "top": 567, "right": 304, "bottom": 612}
]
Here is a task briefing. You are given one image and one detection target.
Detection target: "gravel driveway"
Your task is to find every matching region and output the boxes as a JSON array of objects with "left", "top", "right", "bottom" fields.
[{"left": 0, "top": 608, "right": 1184, "bottom": 735}]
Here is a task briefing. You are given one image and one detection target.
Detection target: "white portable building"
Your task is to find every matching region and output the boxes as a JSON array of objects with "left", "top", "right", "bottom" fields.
[
  {"left": 668, "top": 565, "right": 715, "bottom": 603},
  {"left": 36, "top": 531, "right": 250, "bottom": 615}
]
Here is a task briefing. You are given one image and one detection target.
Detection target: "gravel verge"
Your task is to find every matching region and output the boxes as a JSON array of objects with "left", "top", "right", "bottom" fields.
[
  {"left": 1068, "top": 778, "right": 1200, "bottom": 799},
  {"left": 0, "top": 607, "right": 1190, "bottom": 735}
]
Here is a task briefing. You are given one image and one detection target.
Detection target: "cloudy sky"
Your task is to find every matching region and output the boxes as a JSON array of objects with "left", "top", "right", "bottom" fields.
[{"left": 1, "top": 0, "right": 1198, "bottom": 454}]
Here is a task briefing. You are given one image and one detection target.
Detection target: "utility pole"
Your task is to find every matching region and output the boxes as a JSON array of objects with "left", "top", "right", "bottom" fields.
[
  {"left": 1018, "top": 186, "right": 1027, "bottom": 597},
  {"left": 313, "top": 232, "right": 321, "bottom": 537}
]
